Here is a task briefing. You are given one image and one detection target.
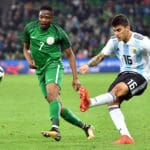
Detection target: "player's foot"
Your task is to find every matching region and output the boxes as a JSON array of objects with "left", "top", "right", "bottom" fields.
[
  {"left": 83, "top": 124, "right": 95, "bottom": 140},
  {"left": 41, "top": 127, "right": 61, "bottom": 141},
  {"left": 79, "top": 86, "right": 91, "bottom": 112},
  {"left": 112, "top": 135, "right": 134, "bottom": 144}
]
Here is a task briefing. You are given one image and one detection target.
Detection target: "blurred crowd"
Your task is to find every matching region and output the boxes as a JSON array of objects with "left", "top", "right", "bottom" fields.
[{"left": 0, "top": 0, "right": 150, "bottom": 60}]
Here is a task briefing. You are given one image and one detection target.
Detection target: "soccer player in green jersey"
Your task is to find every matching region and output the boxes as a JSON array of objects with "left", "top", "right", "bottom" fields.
[{"left": 23, "top": 6, "right": 94, "bottom": 141}]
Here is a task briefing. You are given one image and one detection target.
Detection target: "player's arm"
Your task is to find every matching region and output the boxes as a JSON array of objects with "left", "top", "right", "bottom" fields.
[
  {"left": 87, "top": 53, "right": 105, "bottom": 67},
  {"left": 23, "top": 43, "right": 37, "bottom": 69},
  {"left": 80, "top": 38, "right": 114, "bottom": 74},
  {"left": 80, "top": 53, "right": 106, "bottom": 74},
  {"left": 64, "top": 47, "right": 81, "bottom": 91}
]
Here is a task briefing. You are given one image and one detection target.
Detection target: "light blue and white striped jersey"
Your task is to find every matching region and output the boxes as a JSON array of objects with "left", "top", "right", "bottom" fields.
[{"left": 101, "top": 32, "right": 150, "bottom": 81}]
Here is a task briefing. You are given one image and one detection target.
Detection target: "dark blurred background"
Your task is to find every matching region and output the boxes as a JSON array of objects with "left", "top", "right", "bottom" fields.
[{"left": 0, "top": 0, "right": 150, "bottom": 60}]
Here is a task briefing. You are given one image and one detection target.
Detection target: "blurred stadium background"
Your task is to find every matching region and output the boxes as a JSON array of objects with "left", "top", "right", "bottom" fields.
[
  {"left": 0, "top": 2, "right": 150, "bottom": 149},
  {"left": 0, "top": 0, "right": 150, "bottom": 74}
]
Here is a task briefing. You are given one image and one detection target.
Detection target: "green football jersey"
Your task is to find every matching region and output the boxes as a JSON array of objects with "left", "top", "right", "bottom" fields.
[{"left": 23, "top": 20, "right": 71, "bottom": 74}]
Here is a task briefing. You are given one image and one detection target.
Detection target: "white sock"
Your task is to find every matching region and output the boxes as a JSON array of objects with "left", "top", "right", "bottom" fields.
[
  {"left": 108, "top": 105, "right": 132, "bottom": 138},
  {"left": 52, "top": 125, "right": 59, "bottom": 129},
  {"left": 90, "top": 92, "right": 115, "bottom": 107}
]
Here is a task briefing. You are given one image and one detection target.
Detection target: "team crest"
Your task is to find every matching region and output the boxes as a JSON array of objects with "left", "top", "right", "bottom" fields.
[
  {"left": 46, "top": 37, "right": 55, "bottom": 45},
  {"left": 133, "top": 49, "right": 137, "bottom": 54}
]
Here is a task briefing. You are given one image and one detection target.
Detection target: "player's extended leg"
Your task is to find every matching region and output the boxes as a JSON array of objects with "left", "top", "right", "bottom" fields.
[
  {"left": 79, "top": 86, "right": 115, "bottom": 112},
  {"left": 61, "top": 107, "right": 95, "bottom": 140}
]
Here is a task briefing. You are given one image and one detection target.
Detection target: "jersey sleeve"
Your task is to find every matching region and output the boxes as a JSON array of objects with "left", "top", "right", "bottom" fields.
[
  {"left": 101, "top": 38, "right": 116, "bottom": 56},
  {"left": 22, "top": 24, "right": 30, "bottom": 44},
  {"left": 143, "top": 36, "right": 150, "bottom": 54},
  {"left": 58, "top": 27, "right": 71, "bottom": 51}
]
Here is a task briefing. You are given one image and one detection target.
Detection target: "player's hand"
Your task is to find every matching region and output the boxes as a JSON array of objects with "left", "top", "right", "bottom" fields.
[
  {"left": 72, "top": 78, "right": 81, "bottom": 91},
  {"left": 79, "top": 64, "right": 89, "bottom": 74},
  {"left": 28, "top": 60, "right": 38, "bottom": 69}
]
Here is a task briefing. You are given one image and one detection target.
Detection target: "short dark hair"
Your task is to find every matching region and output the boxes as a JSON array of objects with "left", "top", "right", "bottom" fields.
[
  {"left": 40, "top": 6, "right": 53, "bottom": 14},
  {"left": 111, "top": 14, "right": 130, "bottom": 27}
]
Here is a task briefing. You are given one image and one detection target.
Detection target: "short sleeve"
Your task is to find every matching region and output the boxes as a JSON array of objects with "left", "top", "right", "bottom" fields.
[
  {"left": 22, "top": 24, "right": 30, "bottom": 43},
  {"left": 101, "top": 38, "right": 116, "bottom": 56},
  {"left": 143, "top": 36, "right": 150, "bottom": 54},
  {"left": 58, "top": 27, "right": 71, "bottom": 51}
]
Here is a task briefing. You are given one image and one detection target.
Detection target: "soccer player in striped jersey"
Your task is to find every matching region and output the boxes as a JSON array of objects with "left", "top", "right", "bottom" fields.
[
  {"left": 23, "top": 6, "right": 94, "bottom": 141},
  {"left": 79, "top": 14, "right": 150, "bottom": 144}
]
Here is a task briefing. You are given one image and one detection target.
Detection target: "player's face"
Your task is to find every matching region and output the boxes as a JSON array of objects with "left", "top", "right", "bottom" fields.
[
  {"left": 112, "top": 25, "right": 130, "bottom": 42},
  {"left": 39, "top": 10, "right": 53, "bottom": 30}
]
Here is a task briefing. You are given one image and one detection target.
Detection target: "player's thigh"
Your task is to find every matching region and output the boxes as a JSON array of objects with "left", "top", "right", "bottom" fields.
[
  {"left": 108, "top": 72, "right": 147, "bottom": 100},
  {"left": 126, "top": 73, "right": 147, "bottom": 96},
  {"left": 45, "top": 64, "right": 64, "bottom": 89},
  {"left": 111, "top": 82, "right": 129, "bottom": 97},
  {"left": 38, "top": 73, "right": 47, "bottom": 97}
]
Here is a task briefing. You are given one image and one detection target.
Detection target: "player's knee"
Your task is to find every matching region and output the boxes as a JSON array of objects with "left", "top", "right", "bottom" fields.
[
  {"left": 107, "top": 102, "right": 120, "bottom": 107},
  {"left": 46, "top": 93, "right": 57, "bottom": 102}
]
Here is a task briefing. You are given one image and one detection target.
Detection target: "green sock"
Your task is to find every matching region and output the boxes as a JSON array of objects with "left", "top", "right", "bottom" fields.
[
  {"left": 49, "top": 100, "right": 61, "bottom": 127},
  {"left": 61, "top": 108, "right": 85, "bottom": 128}
]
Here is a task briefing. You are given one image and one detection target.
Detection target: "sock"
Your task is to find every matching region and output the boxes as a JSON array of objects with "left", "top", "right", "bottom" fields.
[
  {"left": 90, "top": 92, "right": 116, "bottom": 107},
  {"left": 49, "top": 100, "right": 61, "bottom": 128},
  {"left": 108, "top": 105, "right": 132, "bottom": 138},
  {"left": 61, "top": 108, "right": 85, "bottom": 128}
]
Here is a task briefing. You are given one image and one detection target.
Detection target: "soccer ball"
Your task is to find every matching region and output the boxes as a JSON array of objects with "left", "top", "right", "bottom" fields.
[{"left": 0, "top": 66, "right": 4, "bottom": 82}]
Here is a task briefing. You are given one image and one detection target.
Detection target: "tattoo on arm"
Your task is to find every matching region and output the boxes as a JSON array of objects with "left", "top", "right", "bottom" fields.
[{"left": 87, "top": 53, "right": 105, "bottom": 67}]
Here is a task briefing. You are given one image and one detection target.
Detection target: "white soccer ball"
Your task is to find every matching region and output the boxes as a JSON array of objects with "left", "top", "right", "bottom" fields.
[{"left": 0, "top": 66, "right": 4, "bottom": 82}]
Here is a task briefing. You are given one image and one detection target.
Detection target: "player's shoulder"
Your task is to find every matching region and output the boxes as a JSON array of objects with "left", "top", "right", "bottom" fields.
[
  {"left": 51, "top": 22, "right": 60, "bottom": 27},
  {"left": 110, "top": 35, "right": 117, "bottom": 40},
  {"left": 133, "top": 32, "right": 145, "bottom": 40},
  {"left": 51, "top": 23, "right": 68, "bottom": 37},
  {"left": 25, "top": 20, "right": 39, "bottom": 30},
  {"left": 132, "top": 32, "right": 150, "bottom": 44},
  {"left": 51, "top": 23, "right": 65, "bottom": 32},
  {"left": 110, "top": 35, "right": 119, "bottom": 42},
  {"left": 109, "top": 35, "right": 119, "bottom": 44}
]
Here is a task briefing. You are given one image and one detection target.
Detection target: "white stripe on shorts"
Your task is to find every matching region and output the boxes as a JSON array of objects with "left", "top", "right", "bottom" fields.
[{"left": 55, "top": 64, "right": 60, "bottom": 84}]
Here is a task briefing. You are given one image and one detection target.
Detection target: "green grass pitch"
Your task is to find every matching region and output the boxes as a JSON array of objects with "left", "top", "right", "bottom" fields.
[{"left": 0, "top": 73, "right": 150, "bottom": 150}]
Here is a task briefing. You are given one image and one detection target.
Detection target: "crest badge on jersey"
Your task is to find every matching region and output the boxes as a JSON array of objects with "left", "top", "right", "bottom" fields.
[
  {"left": 46, "top": 37, "right": 55, "bottom": 45},
  {"left": 133, "top": 49, "right": 137, "bottom": 54}
]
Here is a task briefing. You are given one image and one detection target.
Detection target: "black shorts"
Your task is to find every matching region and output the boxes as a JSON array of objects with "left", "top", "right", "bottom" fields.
[{"left": 108, "top": 71, "right": 147, "bottom": 101}]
